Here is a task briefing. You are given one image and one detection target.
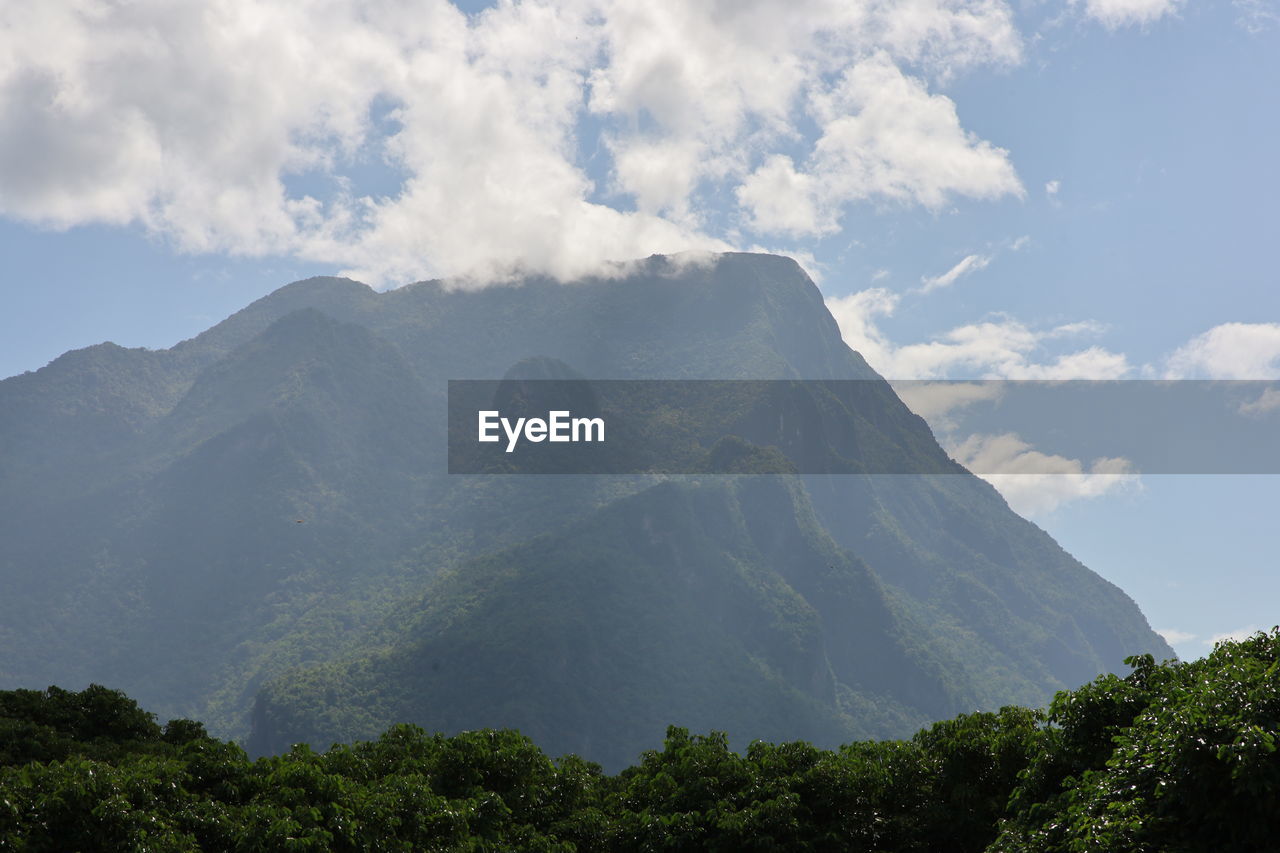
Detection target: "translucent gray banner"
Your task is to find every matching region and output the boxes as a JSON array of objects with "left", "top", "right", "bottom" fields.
[{"left": 446, "top": 379, "right": 1280, "bottom": 475}]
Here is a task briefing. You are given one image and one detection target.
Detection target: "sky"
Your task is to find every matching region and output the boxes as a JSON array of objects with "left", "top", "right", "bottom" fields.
[{"left": 1, "top": 0, "right": 1278, "bottom": 660}]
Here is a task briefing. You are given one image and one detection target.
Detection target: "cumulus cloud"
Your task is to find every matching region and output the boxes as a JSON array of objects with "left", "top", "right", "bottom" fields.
[
  {"left": 735, "top": 155, "right": 831, "bottom": 238},
  {"left": 1162, "top": 323, "right": 1280, "bottom": 379},
  {"left": 949, "top": 432, "right": 1139, "bottom": 516},
  {"left": 737, "top": 55, "right": 1023, "bottom": 237},
  {"left": 1079, "top": 0, "right": 1184, "bottom": 28},
  {"left": 0, "top": 0, "right": 1030, "bottom": 286},
  {"left": 920, "top": 253, "right": 992, "bottom": 293}
]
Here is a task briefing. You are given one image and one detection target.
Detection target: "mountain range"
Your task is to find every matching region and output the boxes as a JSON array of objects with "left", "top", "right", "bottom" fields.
[{"left": 0, "top": 252, "right": 1171, "bottom": 769}]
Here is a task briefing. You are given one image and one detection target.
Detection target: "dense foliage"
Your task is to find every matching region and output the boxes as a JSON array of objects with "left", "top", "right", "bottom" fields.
[
  {"left": 5, "top": 631, "right": 1279, "bottom": 851},
  {"left": 251, "top": 476, "right": 950, "bottom": 769}
]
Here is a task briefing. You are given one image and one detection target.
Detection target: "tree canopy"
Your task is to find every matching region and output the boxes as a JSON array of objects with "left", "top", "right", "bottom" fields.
[{"left": 3, "top": 630, "right": 1279, "bottom": 851}]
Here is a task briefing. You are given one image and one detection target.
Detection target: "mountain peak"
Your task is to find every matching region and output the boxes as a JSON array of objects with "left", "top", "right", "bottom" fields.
[{"left": 1, "top": 251, "right": 1170, "bottom": 763}]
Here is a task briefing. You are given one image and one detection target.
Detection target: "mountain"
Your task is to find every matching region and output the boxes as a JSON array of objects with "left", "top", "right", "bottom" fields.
[
  {"left": 0, "top": 252, "right": 1171, "bottom": 767},
  {"left": 249, "top": 476, "right": 954, "bottom": 769}
]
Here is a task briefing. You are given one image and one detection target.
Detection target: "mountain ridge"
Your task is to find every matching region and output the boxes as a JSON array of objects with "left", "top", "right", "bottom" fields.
[{"left": 0, "top": 252, "right": 1171, "bottom": 766}]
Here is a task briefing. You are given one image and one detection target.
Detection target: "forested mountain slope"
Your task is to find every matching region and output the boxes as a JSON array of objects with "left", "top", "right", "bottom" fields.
[{"left": 0, "top": 252, "right": 1170, "bottom": 765}]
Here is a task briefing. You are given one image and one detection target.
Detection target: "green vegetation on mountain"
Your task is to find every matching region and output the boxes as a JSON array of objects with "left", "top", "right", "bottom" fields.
[
  {"left": 5, "top": 632, "right": 1280, "bottom": 851},
  {"left": 250, "top": 477, "right": 954, "bottom": 769},
  {"left": 0, "top": 252, "right": 1171, "bottom": 765}
]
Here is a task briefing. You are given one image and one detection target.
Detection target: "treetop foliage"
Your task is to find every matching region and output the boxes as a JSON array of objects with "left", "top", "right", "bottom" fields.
[{"left": 4, "top": 630, "right": 1280, "bottom": 851}]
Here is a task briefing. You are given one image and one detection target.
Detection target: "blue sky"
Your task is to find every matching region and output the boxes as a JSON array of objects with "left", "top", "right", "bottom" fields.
[{"left": 1, "top": 0, "right": 1277, "bottom": 659}]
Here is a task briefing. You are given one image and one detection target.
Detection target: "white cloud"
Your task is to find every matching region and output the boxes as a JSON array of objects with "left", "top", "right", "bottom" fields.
[
  {"left": 891, "top": 381, "right": 1004, "bottom": 420},
  {"left": 949, "top": 432, "right": 1140, "bottom": 516},
  {"left": 824, "top": 292, "right": 1280, "bottom": 514},
  {"left": 826, "top": 288, "right": 903, "bottom": 375},
  {"left": 1163, "top": 323, "right": 1280, "bottom": 379},
  {"left": 1045, "top": 179, "right": 1061, "bottom": 197},
  {"left": 1239, "top": 387, "right": 1280, "bottom": 416},
  {"left": 1156, "top": 628, "right": 1196, "bottom": 645},
  {"left": 916, "top": 236, "right": 1030, "bottom": 294},
  {"left": 735, "top": 155, "right": 831, "bottom": 238},
  {"left": 739, "top": 55, "right": 1023, "bottom": 237},
  {"left": 807, "top": 53, "right": 1024, "bottom": 210},
  {"left": 1234, "top": 0, "right": 1280, "bottom": 32},
  {"left": 0, "top": 0, "right": 1031, "bottom": 286},
  {"left": 826, "top": 290, "right": 1137, "bottom": 513},
  {"left": 1208, "top": 626, "right": 1262, "bottom": 646},
  {"left": 833, "top": 290, "right": 1279, "bottom": 387},
  {"left": 1047, "top": 320, "right": 1107, "bottom": 338},
  {"left": 824, "top": 292, "right": 1277, "bottom": 517},
  {"left": 920, "top": 253, "right": 992, "bottom": 293},
  {"left": 828, "top": 286, "right": 1129, "bottom": 380},
  {"left": 1079, "top": 0, "right": 1184, "bottom": 28}
]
